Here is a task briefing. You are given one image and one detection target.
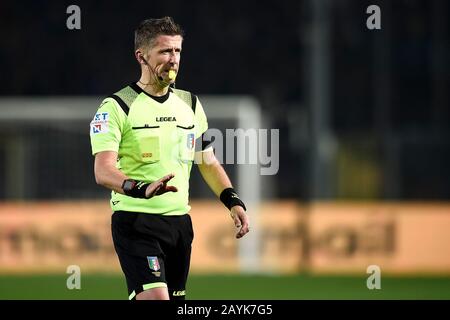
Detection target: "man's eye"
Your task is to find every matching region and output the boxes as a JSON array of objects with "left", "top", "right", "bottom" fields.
[{"left": 159, "top": 49, "right": 181, "bottom": 55}]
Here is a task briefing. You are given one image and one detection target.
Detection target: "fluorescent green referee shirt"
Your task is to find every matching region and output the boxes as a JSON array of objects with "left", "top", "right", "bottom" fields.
[{"left": 90, "top": 83, "right": 208, "bottom": 215}]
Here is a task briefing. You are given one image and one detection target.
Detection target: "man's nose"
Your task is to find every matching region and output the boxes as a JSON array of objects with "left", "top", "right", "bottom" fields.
[
  {"left": 169, "top": 54, "right": 177, "bottom": 63},
  {"left": 169, "top": 50, "right": 178, "bottom": 63}
]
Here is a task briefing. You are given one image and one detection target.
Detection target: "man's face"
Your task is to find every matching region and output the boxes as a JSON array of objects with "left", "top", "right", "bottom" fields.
[{"left": 144, "top": 35, "right": 182, "bottom": 85}]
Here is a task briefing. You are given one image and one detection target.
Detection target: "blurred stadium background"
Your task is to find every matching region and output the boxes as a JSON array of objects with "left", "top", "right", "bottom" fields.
[{"left": 0, "top": 0, "right": 449, "bottom": 299}]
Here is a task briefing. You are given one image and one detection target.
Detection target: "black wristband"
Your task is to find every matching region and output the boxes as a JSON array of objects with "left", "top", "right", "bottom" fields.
[
  {"left": 219, "top": 188, "right": 246, "bottom": 211},
  {"left": 122, "top": 179, "right": 150, "bottom": 198}
]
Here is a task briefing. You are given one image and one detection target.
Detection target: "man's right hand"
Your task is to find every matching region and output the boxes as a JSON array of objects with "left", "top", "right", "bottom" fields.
[{"left": 145, "top": 173, "right": 178, "bottom": 198}]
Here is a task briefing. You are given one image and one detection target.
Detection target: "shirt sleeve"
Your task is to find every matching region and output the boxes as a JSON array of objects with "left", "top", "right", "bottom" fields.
[
  {"left": 194, "top": 96, "right": 208, "bottom": 138},
  {"left": 89, "top": 98, "right": 126, "bottom": 155}
]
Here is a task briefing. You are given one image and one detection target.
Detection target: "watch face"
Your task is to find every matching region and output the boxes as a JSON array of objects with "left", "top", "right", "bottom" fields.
[{"left": 123, "top": 179, "right": 136, "bottom": 191}]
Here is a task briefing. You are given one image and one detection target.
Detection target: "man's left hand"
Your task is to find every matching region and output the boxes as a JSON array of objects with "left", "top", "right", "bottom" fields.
[{"left": 230, "top": 206, "right": 250, "bottom": 239}]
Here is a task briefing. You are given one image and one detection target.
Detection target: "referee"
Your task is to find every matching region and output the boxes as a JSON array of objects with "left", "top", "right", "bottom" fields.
[{"left": 89, "top": 17, "right": 249, "bottom": 300}]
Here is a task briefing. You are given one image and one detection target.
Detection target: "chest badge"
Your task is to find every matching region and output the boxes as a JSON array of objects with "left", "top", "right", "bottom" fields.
[{"left": 186, "top": 133, "right": 195, "bottom": 150}]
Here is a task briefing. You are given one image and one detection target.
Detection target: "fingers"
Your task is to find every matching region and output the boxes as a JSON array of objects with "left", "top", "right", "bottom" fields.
[
  {"left": 165, "top": 185, "right": 178, "bottom": 192},
  {"left": 158, "top": 174, "right": 177, "bottom": 193},
  {"left": 232, "top": 215, "right": 240, "bottom": 228},
  {"left": 234, "top": 214, "right": 250, "bottom": 239},
  {"left": 156, "top": 184, "right": 178, "bottom": 195},
  {"left": 146, "top": 181, "right": 163, "bottom": 198},
  {"left": 236, "top": 221, "right": 249, "bottom": 239},
  {"left": 147, "top": 174, "right": 178, "bottom": 197},
  {"left": 159, "top": 173, "right": 175, "bottom": 184},
  {"left": 230, "top": 209, "right": 250, "bottom": 239}
]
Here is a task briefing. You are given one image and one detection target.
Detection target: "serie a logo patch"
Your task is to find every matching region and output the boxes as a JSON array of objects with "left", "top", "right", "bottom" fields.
[
  {"left": 147, "top": 256, "right": 161, "bottom": 277},
  {"left": 186, "top": 133, "right": 195, "bottom": 150}
]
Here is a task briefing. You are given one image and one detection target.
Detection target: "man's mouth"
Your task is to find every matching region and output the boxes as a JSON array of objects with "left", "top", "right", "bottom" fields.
[
  {"left": 161, "top": 69, "right": 177, "bottom": 80},
  {"left": 168, "top": 70, "right": 177, "bottom": 80}
]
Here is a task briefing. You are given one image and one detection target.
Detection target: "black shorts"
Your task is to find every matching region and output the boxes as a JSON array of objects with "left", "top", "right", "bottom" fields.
[{"left": 111, "top": 211, "right": 194, "bottom": 300}]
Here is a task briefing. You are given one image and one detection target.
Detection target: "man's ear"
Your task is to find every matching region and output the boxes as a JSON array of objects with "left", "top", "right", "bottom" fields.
[{"left": 135, "top": 50, "right": 147, "bottom": 65}]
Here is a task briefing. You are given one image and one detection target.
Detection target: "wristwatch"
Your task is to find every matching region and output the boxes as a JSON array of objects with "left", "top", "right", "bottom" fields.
[{"left": 122, "top": 179, "right": 137, "bottom": 193}]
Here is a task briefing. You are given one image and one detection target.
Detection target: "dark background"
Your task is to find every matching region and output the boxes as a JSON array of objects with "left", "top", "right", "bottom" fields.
[{"left": 0, "top": 0, "right": 448, "bottom": 200}]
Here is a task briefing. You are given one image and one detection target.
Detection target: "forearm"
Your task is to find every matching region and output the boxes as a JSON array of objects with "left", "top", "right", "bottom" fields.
[
  {"left": 95, "top": 164, "right": 128, "bottom": 194},
  {"left": 94, "top": 151, "right": 128, "bottom": 194},
  {"left": 196, "top": 150, "right": 249, "bottom": 238},
  {"left": 197, "top": 154, "right": 232, "bottom": 197}
]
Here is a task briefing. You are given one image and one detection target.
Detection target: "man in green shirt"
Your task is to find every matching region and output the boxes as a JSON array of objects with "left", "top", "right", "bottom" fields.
[{"left": 90, "top": 16, "right": 249, "bottom": 300}]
